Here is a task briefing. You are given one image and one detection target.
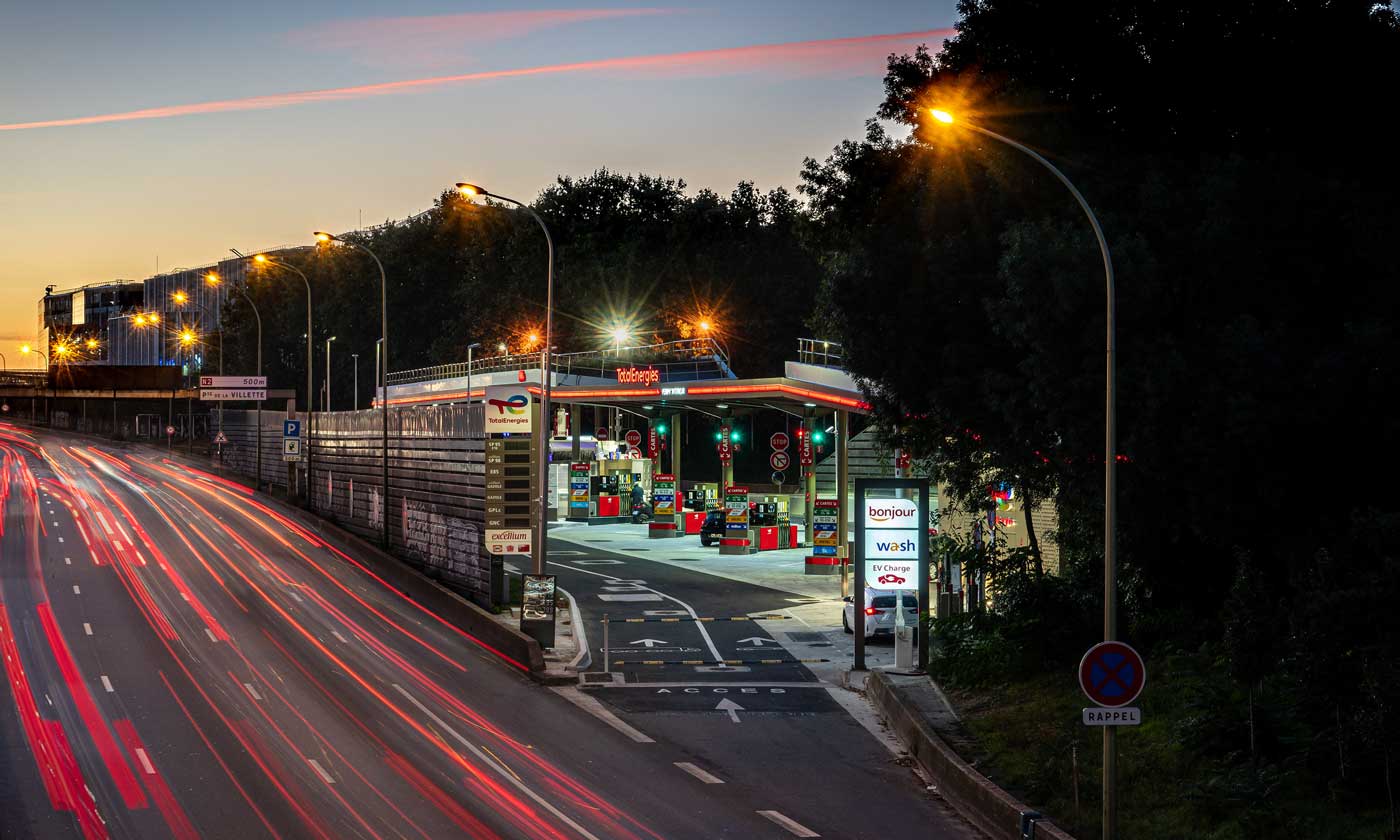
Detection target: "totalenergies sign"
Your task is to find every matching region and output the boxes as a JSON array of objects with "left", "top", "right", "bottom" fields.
[
  {"left": 615, "top": 366, "right": 661, "bottom": 386},
  {"left": 863, "top": 497, "right": 919, "bottom": 529},
  {"left": 483, "top": 385, "right": 533, "bottom": 434}
]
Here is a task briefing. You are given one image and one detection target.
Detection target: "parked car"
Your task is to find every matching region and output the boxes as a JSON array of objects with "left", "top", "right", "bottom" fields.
[
  {"left": 699, "top": 510, "right": 726, "bottom": 546},
  {"left": 843, "top": 588, "right": 920, "bottom": 640}
]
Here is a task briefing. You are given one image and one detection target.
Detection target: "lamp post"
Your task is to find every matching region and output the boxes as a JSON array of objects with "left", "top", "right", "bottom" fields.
[
  {"left": 456, "top": 183, "right": 554, "bottom": 576},
  {"left": 929, "top": 107, "right": 1118, "bottom": 839},
  {"left": 324, "top": 336, "right": 337, "bottom": 411},
  {"left": 315, "top": 232, "right": 389, "bottom": 547},
  {"left": 236, "top": 283, "right": 264, "bottom": 489},
  {"left": 351, "top": 354, "right": 359, "bottom": 411},
  {"left": 253, "top": 254, "right": 315, "bottom": 506},
  {"left": 465, "top": 342, "right": 481, "bottom": 405},
  {"left": 19, "top": 345, "right": 47, "bottom": 425}
]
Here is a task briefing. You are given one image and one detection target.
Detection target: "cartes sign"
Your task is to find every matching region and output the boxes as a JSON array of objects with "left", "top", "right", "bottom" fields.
[{"left": 483, "top": 385, "right": 532, "bottom": 435}]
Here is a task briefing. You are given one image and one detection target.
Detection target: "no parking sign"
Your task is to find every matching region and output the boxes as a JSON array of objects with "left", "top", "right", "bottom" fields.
[{"left": 1079, "top": 640, "right": 1146, "bottom": 726}]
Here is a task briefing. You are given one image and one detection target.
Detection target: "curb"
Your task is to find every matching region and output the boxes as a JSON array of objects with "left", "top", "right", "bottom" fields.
[{"left": 866, "top": 671, "right": 1076, "bottom": 840}]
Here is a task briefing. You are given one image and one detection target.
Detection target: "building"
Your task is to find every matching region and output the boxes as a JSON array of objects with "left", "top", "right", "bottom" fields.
[{"left": 38, "top": 281, "right": 145, "bottom": 364}]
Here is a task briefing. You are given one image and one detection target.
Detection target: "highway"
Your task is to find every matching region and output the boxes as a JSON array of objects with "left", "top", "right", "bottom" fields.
[{"left": 1, "top": 423, "right": 860, "bottom": 840}]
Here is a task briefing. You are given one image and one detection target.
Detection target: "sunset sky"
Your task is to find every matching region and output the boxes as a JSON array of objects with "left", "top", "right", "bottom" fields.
[{"left": 0, "top": 1, "right": 955, "bottom": 362}]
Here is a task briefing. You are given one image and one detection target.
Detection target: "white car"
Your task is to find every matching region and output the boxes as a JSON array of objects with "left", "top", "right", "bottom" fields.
[{"left": 842, "top": 588, "right": 920, "bottom": 640}]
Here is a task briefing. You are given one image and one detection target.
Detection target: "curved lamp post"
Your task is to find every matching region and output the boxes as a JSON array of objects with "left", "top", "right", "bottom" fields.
[
  {"left": 929, "top": 107, "right": 1118, "bottom": 837},
  {"left": 253, "top": 254, "right": 315, "bottom": 506},
  {"left": 456, "top": 182, "right": 555, "bottom": 577},
  {"left": 314, "top": 232, "right": 389, "bottom": 547}
]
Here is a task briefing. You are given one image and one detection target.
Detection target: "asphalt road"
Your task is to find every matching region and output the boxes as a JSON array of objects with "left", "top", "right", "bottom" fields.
[
  {"left": 1, "top": 423, "right": 861, "bottom": 840},
  {"left": 547, "top": 534, "right": 976, "bottom": 839}
]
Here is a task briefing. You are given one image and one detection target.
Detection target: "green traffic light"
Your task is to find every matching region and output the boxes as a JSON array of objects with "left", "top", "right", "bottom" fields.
[
  {"left": 812, "top": 430, "right": 825, "bottom": 444},
  {"left": 730, "top": 430, "right": 741, "bottom": 442},
  {"left": 657, "top": 423, "right": 667, "bottom": 435},
  {"left": 714, "top": 431, "right": 723, "bottom": 441}
]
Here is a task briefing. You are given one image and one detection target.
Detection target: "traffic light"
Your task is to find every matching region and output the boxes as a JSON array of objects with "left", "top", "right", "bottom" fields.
[
  {"left": 714, "top": 430, "right": 724, "bottom": 442},
  {"left": 729, "top": 429, "right": 741, "bottom": 442},
  {"left": 811, "top": 429, "right": 826, "bottom": 445},
  {"left": 656, "top": 422, "right": 667, "bottom": 435}
]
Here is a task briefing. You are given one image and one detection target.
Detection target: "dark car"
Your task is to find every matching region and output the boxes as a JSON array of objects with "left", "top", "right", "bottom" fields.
[{"left": 699, "top": 510, "right": 726, "bottom": 546}]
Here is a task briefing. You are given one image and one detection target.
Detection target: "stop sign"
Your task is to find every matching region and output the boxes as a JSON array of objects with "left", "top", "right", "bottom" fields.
[
  {"left": 624, "top": 429, "right": 642, "bottom": 448},
  {"left": 770, "top": 432, "right": 789, "bottom": 451}
]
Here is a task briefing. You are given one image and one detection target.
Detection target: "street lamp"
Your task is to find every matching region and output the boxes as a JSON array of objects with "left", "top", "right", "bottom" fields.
[
  {"left": 253, "top": 253, "right": 316, "bottom": 506},
  {"left": 324, "top": 336, "right": 337, "bottom": 411},
  {"left": 456, "top": 181, "right": 555, "bottom": 577},
  {"left": 237, "top": 281, "right": 265, "bottom": 489},
  {"left": 929, "top": 106, "right": 1118, "bottom": 837},
  {"left": 20, "top": 345, "right": 49, "bottom": 425},
  {"left": 465, "top": 342, "right": 481, "bottom": 405},
  {"left": 610, "top": 325, "right": 629, "bottom": 356},
  {"left": 315, "top": 231, "right": 390, "bottom": 546},
  {"left": 351, "top": 353, "right": 359, "bottom": 411}
]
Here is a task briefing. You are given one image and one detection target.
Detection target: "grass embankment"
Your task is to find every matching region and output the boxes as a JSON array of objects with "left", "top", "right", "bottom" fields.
[{"left": 947, "top": 652, "right": 1389, "bottom": 839}]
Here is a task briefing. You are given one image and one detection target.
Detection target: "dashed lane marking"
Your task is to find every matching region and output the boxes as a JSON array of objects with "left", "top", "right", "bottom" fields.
[
  {"left": 134, "top": 748, "right": 156, "bottom": 775},
  {"left": 100, "top": 676, "right": 114, "bottom": 693},
  {"left": 331, "top": 630, "right": 349, "bottom": 644},
  {"left": 57, "top": 537, "right": 64, "bottom": 543},
  {"left": 758, "top": 811, "right": 820, "bottom": 837},
  {"left": 674, "top": 762, "right": 724, "bottom": 784},
  {"left": 72, "top": 585, "right": 81, "bottom": 595},
  {"left": 64, "top": 557, "right": 71, "bottom": 565},
  {"left": 307, "top": 759, "right": 335, "bottom": 784},
  {"left": 204, "top": 628, "right": 218, "bottom": 643},
  {"left": 243, "top": 682, "right": 263, "bottom": 701},
  {"left": 83, "top": 623, "right": 93, "bottom": 636}
]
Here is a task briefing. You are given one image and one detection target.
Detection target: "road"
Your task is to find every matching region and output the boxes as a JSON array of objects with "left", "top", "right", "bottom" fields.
[
  {"left": 546, "top": 534, "right": 976, "bottom": 839},
  {"left": 2, "top": 423, "right": 866, "bottom": 840}
]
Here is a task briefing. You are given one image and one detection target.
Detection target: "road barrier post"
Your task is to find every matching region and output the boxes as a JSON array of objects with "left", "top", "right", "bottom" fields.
[{"left": 603, "top": 614, "right": 610, "bottom": 674}]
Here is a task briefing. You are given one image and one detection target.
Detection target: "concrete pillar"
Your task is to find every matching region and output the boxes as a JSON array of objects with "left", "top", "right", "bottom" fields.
[
  {"left": 670, "top": 411, "right": 682, "bottom": 493},
  {"left": 836, "top": 410, "right": 850, "bottom": 588},
  {"left": 570, "top": 403, "right": 580, "bottom": 461}
]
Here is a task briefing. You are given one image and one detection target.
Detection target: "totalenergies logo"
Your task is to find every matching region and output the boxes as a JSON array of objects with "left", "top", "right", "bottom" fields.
[
  {"left": 488, "top": 394, "right": 528, "bottom": 415},
  {"left": 616, "top": 366, "right": 661, "bottom": 386}
]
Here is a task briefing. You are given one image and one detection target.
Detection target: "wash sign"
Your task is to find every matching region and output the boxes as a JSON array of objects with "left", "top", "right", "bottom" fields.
[{"left": 860, "top": 496, "right": 923, "bottom": 591}]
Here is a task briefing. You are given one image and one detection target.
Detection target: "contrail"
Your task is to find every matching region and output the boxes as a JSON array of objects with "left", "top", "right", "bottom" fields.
[{"left": 0, "top": 30, "right": 952, "bottom": 132}]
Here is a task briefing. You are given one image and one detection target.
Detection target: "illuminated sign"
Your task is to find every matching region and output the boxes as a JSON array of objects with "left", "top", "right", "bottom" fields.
[
  {"left": 616, "top": 366, "right": 661, "bottom": 386},
  {"left": 863, "top": 498, "right": 919, "bottom": 528},
  {"left": 483, "top": 385, "right": 533, "bottom": 434},
  {"left": 660, "top": 386, "right": 687, "bottom": 396}
]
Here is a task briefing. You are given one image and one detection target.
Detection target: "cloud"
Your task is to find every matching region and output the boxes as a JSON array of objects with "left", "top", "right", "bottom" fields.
[
  {"left": 0, "top": 30, "right": 954, "bottom": 133},
  {"left": 286, "top": 8, "right": 676, "bottom": 68}
]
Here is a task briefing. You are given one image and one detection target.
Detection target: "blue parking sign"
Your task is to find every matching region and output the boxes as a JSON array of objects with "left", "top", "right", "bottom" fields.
[{"left": 283, "top": 420, "right": 301, "bottom": 438}]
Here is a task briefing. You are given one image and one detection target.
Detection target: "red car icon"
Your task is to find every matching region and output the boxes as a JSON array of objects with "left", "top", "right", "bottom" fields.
[{"left": 878, "top": 573, "right": 906, "bottom": 585}]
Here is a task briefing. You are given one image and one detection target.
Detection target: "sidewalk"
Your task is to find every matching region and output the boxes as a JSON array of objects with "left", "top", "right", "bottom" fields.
[{"left": 548, "top": 520, "right": 909, "bottom": 678}]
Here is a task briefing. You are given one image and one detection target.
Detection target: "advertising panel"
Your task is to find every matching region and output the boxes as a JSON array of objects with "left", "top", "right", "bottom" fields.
[
  {"left": 652, "top": 473, "right": 676, "bottom": 516},
  {"left": 483, "top": 385, "right": 533, "bottom": 435},
  {"left": 812, "top": 498, "right": 839, "bottom": 556},
  {"left": 863, "top": 497, "right": 920, "bottom": 529}
]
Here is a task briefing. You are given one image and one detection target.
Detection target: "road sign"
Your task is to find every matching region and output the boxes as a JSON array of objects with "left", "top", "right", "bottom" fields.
[
  {"left": 1083, "top": 707, "right": 1141, "bottom": 726},
  {"left": 213, "top": 431, "right": 228, "bottom": 444},
  {"left": 199, "top": 389, "right": 265, "bottom": 401},
  {"left": 1, "top": 404, "right": 8, "bottom": 413},
  {"left": 165, "top": 425, "right": 175, "bottom": 437},
  {"left": 770, "top": 432, "right": 789, "bottom": 451},
  {"left": 769, "top": 450, "right": 790, "bottom": 471},
  {"left": 283, "top": 438, "right": 302, "bottom": 459},
  {"left": 771, "top": 470, "right": 786, "bottom": 485},
  {"left": 200, "top": 375, "right": 267, "bottom": 389},
  {"left": 624, "top": 429, "right": 642, "bottom": 448},
  {"left": 595, "top": 426, "right": 608, "bottom": 441},
  {"left": 1079, "top": 641, "right": 1146, "bottom": 709},
  {"left": 283, "top": 419, "right": 301, "bottom": 438},
  {"left": 485, "top": 527, "right": 532, "bottom": 556}
]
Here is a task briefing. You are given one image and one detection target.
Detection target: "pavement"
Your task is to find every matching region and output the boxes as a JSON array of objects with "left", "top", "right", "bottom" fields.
[
  {"left": 3, "top": 422, "right": 974, "bottom": 839},
  {"left": 546, "top": 519, "right": 977, "bottom": 839}
]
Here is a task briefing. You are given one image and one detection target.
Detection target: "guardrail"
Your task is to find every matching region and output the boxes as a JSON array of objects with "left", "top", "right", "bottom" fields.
[
  {"left": 796, "top": 337, "right": 844, "bottom": 367},
  {"left": 0, "top": 371, "right": 48, "bottom": 388},
  {"left": 388, "top": 337, "right": 734, "bottom": 386}
]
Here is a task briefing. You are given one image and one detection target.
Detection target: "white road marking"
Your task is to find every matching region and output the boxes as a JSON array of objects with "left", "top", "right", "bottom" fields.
[
  {"left": 83, "top": 623, "right": 93, "bottom": 636},
  {"left": 552, "top": 562, "right": 728, "bottom": 664},
  {"left": 243, "top": 682, "right": 263, "bottom": 701},
  {"left": 64, "top": 557, "right": 71, "bottom": 565},
  {"left": 331, "top": 630, "right": 349, "bottom": 644},
  {"left": 134, "top": 748, "right": 156, "bottom": 775},
  {"left": 204, "top": 628, "right": 218, "bottom": 643},
  {"left": 179, "top": 592, "right": 189, "bottom": 602},
  {"left": 100, "top": 676, "right": 114, "bottom": 693},
  {"left": 550, "top": 686, "right": 655, "bottom": 744},
  {"left": 307, "top": 759, "right": 335, "bottom": 784},
  {"left": 394, "top": 684, "right": 604, "bottom": 840},
  {"left": 57, "top": 537, "right": 64, "bottom": 543},
  {"left": 597, "top": 593, "right": 663, "bottom": 602},
  {"left": 290, "top": 592, "right": 303, "bottom": 603},
  {"left": 53, "top": 521, "right": 58, "bottom": 527},
  {"left": 674, "top": 762, "right": 724, "bottom": 784},
  {"left": 758, "top": 811, "right": 820, "bottom": 837},
  {"left": 72, "top": 585, "right": 81, "bottom": 595}
]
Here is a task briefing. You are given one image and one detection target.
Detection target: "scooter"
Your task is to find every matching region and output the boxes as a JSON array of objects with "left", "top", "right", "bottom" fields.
[{"left": 631, "top": 502, "right": 653, "bottom": 524}]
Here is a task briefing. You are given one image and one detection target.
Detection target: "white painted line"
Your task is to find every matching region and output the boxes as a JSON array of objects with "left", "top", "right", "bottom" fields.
[
  {"left": 674, "top": 762, "right": 724, "bottom": 784},
  {"left": 550, "top": 686, "right": 655, "bottom": 744},
  {"left": 64, "top": 557, "right": 71, "bottom": 565},
  {"left": 307, "top": 759, "right": 335, "bottom": 784},
  {"left": 100, "top": 676, "right": 114, "bottom": 693},
  {"left": 331, "top": 630, "right": 349, "bottom": 644},
  {"left": 597, "top": 593, "right": 664, "bottom": 602},
  {"left": 552, "top": 562, "right": 728, "bottom": 664},
  {"left": 83, "top": 623, "right": 93, "bottom": 636},
  {"left": 53, "top": 521, "right": 59, "bottom": 527},
  {"left": 243, "top": 682, "right": 263, "bottom": 701},
  {"left": 204, "top": 628, "right": 218, "bottom": 643},
  {"left": 290, "top": 592, "right": 303, "bottom": 603},
  {"left": 180, "top": 592, "right": 189, "bottom": 602},
  {"left": 757, "top": 811, "right": 820, "bottom": 837},
  {"left": 394, "top": 684, "right": 604, "bottom": 840},
  {"left": 72, "top": 585, "right": 81, "bottom": 595},
  {"left": 134, "top": 748, "right": 156, "bottom": 775},
  {"left": 57, "top": 537, "right": 64, "bottom": 543}
]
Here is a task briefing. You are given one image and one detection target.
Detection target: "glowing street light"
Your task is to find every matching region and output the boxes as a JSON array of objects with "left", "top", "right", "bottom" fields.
[
  {"left": 172, "top": 290, "right": 188, "bottom": 305},
  {"left": 497, "top": 342, "right": 508, "bottom": 354},
  {"left": 928, "top": 103, "right": 1119, "bottom": 835},
  {"left": 204, "top": 272, "right": 221, "bottom": 287},
  {"left": 85, "top": 338, "right": 99, "bottom": 351},
  {"left": 456, "top": 180, "right": 555, "bottom": 578}
]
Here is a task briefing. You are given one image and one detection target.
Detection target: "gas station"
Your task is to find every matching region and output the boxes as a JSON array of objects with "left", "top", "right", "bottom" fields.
[{"left": 381, "top": 338, "right": 871, "bottom": 575}]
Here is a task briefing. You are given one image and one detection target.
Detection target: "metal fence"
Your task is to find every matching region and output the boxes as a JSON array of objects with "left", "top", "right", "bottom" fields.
[
  {"left": 218, "top": 404, "right": 500, "bottom": 606},
  {"left": 388, "top": 337, "right": 734, "bottom": 385}
]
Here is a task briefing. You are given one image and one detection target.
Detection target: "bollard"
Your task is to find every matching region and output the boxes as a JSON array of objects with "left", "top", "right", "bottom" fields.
[
  {"left": 603, "top": 614, "right": 610, "bottom": 674},
  {"left": 1019, "top": 810, "right": 1041, "bottom": 839}
]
